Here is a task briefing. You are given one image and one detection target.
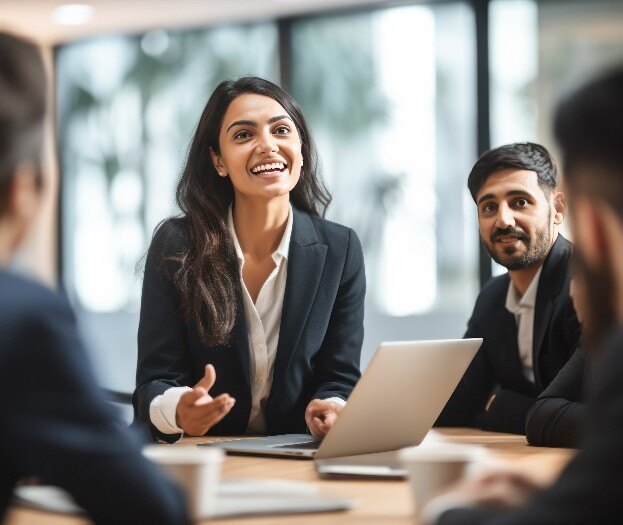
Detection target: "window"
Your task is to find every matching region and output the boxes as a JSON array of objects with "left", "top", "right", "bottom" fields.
[
  {"left": 291, "top": 4, "right": 478, "bottom": 364},
  {"left": 56, "top": 0, "right": 616, "bottom": 380}
]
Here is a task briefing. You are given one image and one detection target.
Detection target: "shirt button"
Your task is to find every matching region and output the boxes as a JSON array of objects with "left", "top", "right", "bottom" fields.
[{"left": 257, "top": 346, "right": 264, "bottom": 352}]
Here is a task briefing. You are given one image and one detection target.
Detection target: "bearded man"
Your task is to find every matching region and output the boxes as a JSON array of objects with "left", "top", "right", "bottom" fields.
[{"left": 436, "top": 142, "right": 581, "bottom": 434}]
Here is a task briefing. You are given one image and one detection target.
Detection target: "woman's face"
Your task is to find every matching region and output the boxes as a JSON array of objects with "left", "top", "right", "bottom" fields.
[{"left": 211, "top": 93, "right": 303, "bottom": 203}]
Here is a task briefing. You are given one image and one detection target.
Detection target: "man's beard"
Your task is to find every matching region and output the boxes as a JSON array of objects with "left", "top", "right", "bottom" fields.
[
  {"left": 574, "top": 250, "right": 618, "bottom": 353},
  {"left": 484, "top": 209, "right": 552, "bottom": 271}
]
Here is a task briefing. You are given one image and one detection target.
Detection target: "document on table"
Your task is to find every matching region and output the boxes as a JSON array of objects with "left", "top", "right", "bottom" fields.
[{"left": 14, "top": 480, "right": 358, "bottom": 519}]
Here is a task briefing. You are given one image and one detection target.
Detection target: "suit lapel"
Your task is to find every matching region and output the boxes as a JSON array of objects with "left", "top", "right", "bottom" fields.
[
  {"left": 532, "top": 235, "right": 572, "bottom": 386},
  {"left": 271, "top": 208, "right": 327, "bottom": 397},
  {"left": 501, "top": 305, "right": 538, "bottom": 396},
  {"left": 502, "top": 307, "right": 522, "bottom": 375}
]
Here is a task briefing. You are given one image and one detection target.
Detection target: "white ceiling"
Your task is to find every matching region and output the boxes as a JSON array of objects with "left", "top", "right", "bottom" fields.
[{"left": 0, "top": 0, "right": 393, "bottom": 46}]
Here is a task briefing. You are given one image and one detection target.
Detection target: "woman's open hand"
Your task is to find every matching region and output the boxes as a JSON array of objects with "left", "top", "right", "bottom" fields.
[{"left": 175, "top": 364, "right": 235, "bottom": 436}]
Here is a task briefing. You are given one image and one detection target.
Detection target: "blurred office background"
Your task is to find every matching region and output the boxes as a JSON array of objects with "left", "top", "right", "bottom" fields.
[{"left": 1, "top": 0, "right": 622, "bottom": 397}]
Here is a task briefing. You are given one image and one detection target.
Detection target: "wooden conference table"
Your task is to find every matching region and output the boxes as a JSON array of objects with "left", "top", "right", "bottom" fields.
[{"left": 7, "top": 429, "right": 574, "bottom": 525}]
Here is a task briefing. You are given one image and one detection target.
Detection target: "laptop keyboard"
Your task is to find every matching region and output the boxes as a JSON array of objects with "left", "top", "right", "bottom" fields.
[{"left": 272, "top": 440, "right": 320, "bottom": 450}]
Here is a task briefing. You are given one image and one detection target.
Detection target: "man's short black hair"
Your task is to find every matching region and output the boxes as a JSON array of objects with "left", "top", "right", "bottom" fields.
[
  {"left": 467, "top": 142, "right": 558, "bottom": 202},
  {"left": 555, "top": 67, "right": 623, "bottom": 221},
  {"left": 0, "top": 32, "right": 46, "bottom": 213}
]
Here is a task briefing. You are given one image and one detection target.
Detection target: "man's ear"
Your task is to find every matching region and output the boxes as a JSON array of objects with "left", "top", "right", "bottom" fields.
[
  {"left": 209, "top": 147, "right": 227, "bottom": 177},
  {"left": 553, "top": 190, "right": 566, "bottom": 225},
  {"left": 572, "top": 197, "right": 607, "bottom": 267},
  {"left": 7, "top": 161, "right": 40, "bottom": 222}
]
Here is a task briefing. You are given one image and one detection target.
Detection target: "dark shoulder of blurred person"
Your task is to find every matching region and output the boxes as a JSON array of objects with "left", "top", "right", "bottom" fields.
[
  {"left": 437, "top": 328, "right": 623, "bottom": 525},
  {"left": 0, "top": 270, "right": 189, "bottom": 524},
  {"left": 525, "top": 346, "right": 588, "bottom": 447},
  {"left": 0, "top": 31, "right": 188, "bottom": 525}
]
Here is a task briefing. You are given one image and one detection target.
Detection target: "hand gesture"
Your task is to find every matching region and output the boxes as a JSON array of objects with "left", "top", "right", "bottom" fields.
[{"left": 175, "top": 364, "right": 235, "bottom": 436}]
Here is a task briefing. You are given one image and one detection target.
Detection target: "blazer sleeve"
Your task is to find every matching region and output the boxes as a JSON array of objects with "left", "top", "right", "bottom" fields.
[
  {"left": 525, "top": 347, "right": 587, "bottom": 447},
  {"left": 1, "top": 295, "right": 189, "bottom": 524},
  {"left": 480, "top": 388, "right": 536, "bottom": 434},
  {"left": 436, "top": 303, "right": 495, "bottom": 428},
  {"left": 310, "top": 228, "right": 365, "bottom": 401},
  {"left": 133, "top": 221, "right": 195, "bottom": 443}
]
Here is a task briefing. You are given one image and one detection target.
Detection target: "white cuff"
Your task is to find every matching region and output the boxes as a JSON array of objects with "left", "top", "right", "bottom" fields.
[
  {"left": 323, "top": 396, "right": 347, "bottom": 407},
  {"left": 149, "top": 386, "right": 192, "bottom": 436}
]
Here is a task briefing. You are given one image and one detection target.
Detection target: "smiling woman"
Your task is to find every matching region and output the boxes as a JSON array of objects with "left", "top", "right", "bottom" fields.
[{"left": 133, "top": 77, "right": 366, "bottom": 443}]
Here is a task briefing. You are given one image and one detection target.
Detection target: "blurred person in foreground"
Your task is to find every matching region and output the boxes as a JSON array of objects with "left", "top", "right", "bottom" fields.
[
  {"left": 424, "top": 67, "right": 623, "bottom": 524},
  {"left": 0, "top": 32, "right": 188, "bottom": 524}
]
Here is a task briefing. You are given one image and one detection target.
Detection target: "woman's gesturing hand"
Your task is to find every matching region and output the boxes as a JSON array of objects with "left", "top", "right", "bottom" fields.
[{"left": 175, "top": 364, "right": 235, "bottom": 436}]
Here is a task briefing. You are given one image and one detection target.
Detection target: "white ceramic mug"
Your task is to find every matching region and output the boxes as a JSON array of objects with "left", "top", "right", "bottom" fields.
[
  {"left": 399, "top": 444, "right": 488, "bottom": 515},
  {"left": 143, "top": 445, "right": 224, "bottom": 518}
]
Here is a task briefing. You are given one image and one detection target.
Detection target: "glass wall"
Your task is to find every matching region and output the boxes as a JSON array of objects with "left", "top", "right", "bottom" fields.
[
  {"left": 56, "top": 0, "right": 621, "bottom": 388},
  {"left": 535, "top": 0, "right": 623, "bottom": 145},
  {"left": 57, "top": 24, "right": 279, "bottom": 390},
  {"left": 291, "top": 3, "right": 479, "bottom": 365},
  {"left": 491, "top": 0, "right": 623, "bottom": 148}
]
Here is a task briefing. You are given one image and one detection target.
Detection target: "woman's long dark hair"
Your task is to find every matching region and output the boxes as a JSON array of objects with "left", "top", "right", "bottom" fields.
[{"left": 171, "top": 76, "right": 331, "bottom": 346}]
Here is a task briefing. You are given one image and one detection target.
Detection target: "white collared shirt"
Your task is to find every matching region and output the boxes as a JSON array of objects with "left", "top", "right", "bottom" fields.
[
  {"left": 230, "top": 204, "right": 292, "bottom": 434},
  {"left": 504, "top": 266, "right": 543, "bottom": 383},
  {"left": 149, "top": 205, "right": 344, "bottom": 437}
]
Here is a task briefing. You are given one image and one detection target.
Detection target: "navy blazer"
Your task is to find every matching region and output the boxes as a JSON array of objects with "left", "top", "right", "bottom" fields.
[
  {"left": 133, "top": 206, "right": 365, "bottom": 442},
  {"left": 0, "top": 270, "right": 188, "bottom": 524},
  {"left": 436, "top": 235, "right": 581, "bottom": 434}
]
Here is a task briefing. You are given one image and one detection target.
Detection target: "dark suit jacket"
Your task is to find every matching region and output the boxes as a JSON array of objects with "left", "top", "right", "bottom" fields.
[
  {"left": 436, "top": 235, "right": 581, "bottom": 434},
  {"left": 133, "top": 206, "right": 365, "bottom": 443},
  {"left": 526, "top": 345, "right": 587, "bottom": 447},
  {"left": 0, "top": 270, "right": 188, "bottom": 524},
  {"left": 437, "top": 327, "right": 623, "bottom": 525}
]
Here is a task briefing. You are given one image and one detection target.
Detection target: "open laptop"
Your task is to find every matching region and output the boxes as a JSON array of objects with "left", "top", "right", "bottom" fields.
[{"left": 199, "top": 338, "right": 481, "bottom": 465}]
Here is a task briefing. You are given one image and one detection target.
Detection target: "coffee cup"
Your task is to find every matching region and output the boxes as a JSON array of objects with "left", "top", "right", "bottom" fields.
[
  {"left": 399, "top": 444, "right": 488, "bottom": 515},
  {"left": 143, "top": 445, "right": 224, "bottom": 518}
]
